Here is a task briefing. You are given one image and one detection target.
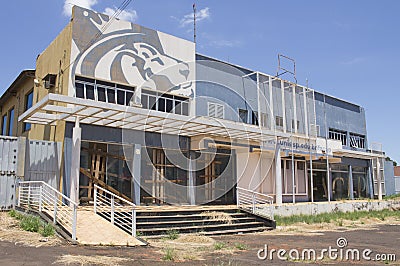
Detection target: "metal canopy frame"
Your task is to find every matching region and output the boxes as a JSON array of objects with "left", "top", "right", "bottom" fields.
[{"left": 18, "top": 93, "right": 287, "bottom": 142}]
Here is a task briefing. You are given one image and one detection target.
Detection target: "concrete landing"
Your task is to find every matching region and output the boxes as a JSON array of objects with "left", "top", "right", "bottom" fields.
[{"left": 76, "top": 210, "right": 145, "bottom": 246}]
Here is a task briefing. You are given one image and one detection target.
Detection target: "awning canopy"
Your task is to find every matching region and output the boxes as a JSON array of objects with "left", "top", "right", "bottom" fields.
[{"left": 19, "top": 93, "right": 288, "bottom": 142}]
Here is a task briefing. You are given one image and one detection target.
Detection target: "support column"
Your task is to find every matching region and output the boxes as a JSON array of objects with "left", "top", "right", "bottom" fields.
[
  {"left": 70, "top": 117, "right": 81, "bottom": 205},
  {"left": 188, "top": 152, "right": 195, "bottom": 205},
  {"left": 132, "top": 144, "right": 141, "bottom": 205},
  {"left": 275, "top": 144, "right": 283, "bottom": 205},
  {"left": 349, "top": 165, "right": 354, "bottom": 200},
  {"left": 377, "top": 158, "right": 383, "bottom": 200},
  {"left": 367, "top": 160, "right": 374, "bottom": 199}
]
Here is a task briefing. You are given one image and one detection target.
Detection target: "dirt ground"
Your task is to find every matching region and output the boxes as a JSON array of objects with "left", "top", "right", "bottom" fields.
[{"left": 0, "top": 211, "right": 399, "bottom": 265}]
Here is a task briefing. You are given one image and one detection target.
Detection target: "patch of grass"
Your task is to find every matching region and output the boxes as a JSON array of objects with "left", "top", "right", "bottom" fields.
[
  {"left": 275, "top": 209, "right": 400, "bottom": 226},
  {"left": 234, "top": 242, "right": 248, "bottom": 250},
  {"left": 9, "top": 210, "right": 55, "bottom": 237},
  {"left": 20, "top": 215, "right": 41, "bottom": 232},
  {"left": 164, "top": 229, "right": 179, "bottom": 240},
  {"left": 9, "top": 209, "right": 23, "bottom": 220},
  {"left": 40, "top": 223, "right": 55, "bottom": 237},
  {"left": 384, "top": 193, "right": 400, "bottom": 200},
  {"left": 162, "top": 248, "right": 176, "bottom": 261},
  {"left": 214, "top": 242, "right": 227, "bottom": 250}
]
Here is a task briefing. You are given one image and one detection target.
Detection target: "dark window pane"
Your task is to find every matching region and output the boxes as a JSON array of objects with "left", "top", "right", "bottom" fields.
[
  {"left": 239, "top": 109, "right": 248, "bottom": 123},
  {"left": 174, "top": 101, "right": 181, "bottom": 115},
  {"left": 97, "top": 87, "right": 106, "bottom": 102},
  {"left": 149, "top": 96, "right": 156, "bottom": 110},
  {"left": 166, "top": 99, "right": 173, "bottom": 112},
  {"left": 75, "top": 83, "right": 84, "bottom": 98},
  {"left": 107, "top": 89, "right": 115, "bottom": 103},
  {"left": 8, "top": 108, "right": 14, "bottom": 136},
  {"left": 158, "top": 98, "right": 165, "bottom": 112},
  {"left": 141, "top": 95, "right": 148, "bottom": 109},
  {"left": 117, "top": 90, "right": 125, "bottom": 105},
  {"left": 182, "top": 102, "right": 189, "bottom": 116},
  {"left": 2, "top": 115, "right": 7, "bottom": 135},
  {"left": 126, "top": 92, "right": 133, "bottom": 105},
  {"left": 86, "top": 85, "right": 95, "bottom": 100}
]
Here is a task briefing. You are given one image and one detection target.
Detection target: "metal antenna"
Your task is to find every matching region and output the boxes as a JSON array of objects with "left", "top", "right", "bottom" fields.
[
  {"left": 193, "top": 3, "right": 196, "bottom": 44},
  {"left": 276, "top": 54, "right": 297, "bottom": 83}
]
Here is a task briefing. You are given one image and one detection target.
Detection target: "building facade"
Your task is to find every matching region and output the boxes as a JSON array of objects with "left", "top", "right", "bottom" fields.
[{"left": 0, "top": 6, "right": 389, "bottom": 206}]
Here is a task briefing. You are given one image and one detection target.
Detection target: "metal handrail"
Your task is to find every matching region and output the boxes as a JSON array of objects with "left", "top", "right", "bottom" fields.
[
  {"left": 237, "top": 187, "right": 274, "bottom": 220},
  {"left": 94, "top": 184, "right": 136, "bottom": 237},
  {"left": 18, "top": 181, "right": 77, "bottom": 240}
]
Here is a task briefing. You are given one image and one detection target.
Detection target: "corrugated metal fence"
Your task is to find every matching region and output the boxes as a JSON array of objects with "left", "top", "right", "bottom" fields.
[
  {"left": 24, "top": 140, "right": 62, "bottom": 190},
  {"left": 0, "top": 136, "right": 19, "bottom": 210},
  {"left": 0, "top": 136, "right": 62, "bottom": 210}
]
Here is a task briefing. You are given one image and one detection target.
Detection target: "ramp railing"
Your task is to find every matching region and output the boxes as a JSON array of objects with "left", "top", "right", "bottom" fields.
[
  {"left": 18, "top": 181, "right": 77, "bottom": 240},
  {"left": 237, "top": 187, "right": 274, "bottom": 220},
  {"left": 94, "top": 184, "right": 136, "bottom": 237}
]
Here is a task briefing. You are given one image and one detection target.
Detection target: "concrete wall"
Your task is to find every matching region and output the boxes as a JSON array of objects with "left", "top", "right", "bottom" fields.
[{"left": 273, "top": 199, "right": 400, "bottom": 217}]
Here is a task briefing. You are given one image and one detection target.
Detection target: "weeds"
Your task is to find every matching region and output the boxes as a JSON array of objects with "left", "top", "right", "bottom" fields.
[
  {"left": 162, "top": 248, "right": 176, "bottom": 261},
  {"left": 275, "top": 209, "right": 400, "bottom": 226},
  {"left": 20, "top": 215, "right": 41, "bottom": 232},
  {"left": 164, "top": 229, "right": 179, "bottom": 240},
  {"left": 234, "top": 243, "right": 248, "bottom": 250},
  {"left": 40, "top": 223, "right": 55, "bottom": 237},
  {"left": 9, "top": 210, "right": 55, "bottom": 237},
  {"left": 214, "top": 242, "right": 227, "bottom": 250}
]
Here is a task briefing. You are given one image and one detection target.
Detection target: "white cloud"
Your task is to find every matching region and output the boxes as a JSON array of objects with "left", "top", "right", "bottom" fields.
[
  {"left": 209, "top": 40, "right": 242, "bottom": 48},
  {"left": 178, "top": 7, "right": 210, "bottom": 27},
  {"left": 63, "top": 1, "right": 138, "bottom": 22},
  {"left": 341, "top": 57, "right": 366, "bottom": 65},
  {"left": 63, "top": 0, "right": 98, "bottom": 17},
  {"left": 104, "top": 7, "right": 138, "bottom": 22}
]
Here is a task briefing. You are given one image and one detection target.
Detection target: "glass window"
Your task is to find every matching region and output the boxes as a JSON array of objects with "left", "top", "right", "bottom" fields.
[
  {"left": 7, "top": 108, "right": 14, "bottom": 136},
  {"left": 24, "top": 91, "right": 33, "bottom": 131},
  {"left": 86, "top": 85, "right": 95, "bottom": 100},
  {"left": 251, "top": 111, "right": 259, "bottom": 126},
  {"left": 2, "top": 114, "right": 7, "bottom": 135},
  {"left": 238, "top": 109, "right": 248, "bottom": 123}
]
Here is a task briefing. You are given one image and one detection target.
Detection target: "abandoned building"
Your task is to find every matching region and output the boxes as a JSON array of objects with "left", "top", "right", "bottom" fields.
[{"left": 0, "top": 6, "right": 390, "bottom": 212}]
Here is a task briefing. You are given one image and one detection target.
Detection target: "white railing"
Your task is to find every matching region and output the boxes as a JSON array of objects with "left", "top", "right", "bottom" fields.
[
  {"left": 94, "top": 184, "right": 136, "bottom": 237},
  {"left": 18, "top": 181, "right": 77, "bottom": 240},
  {"left": 237, "top": 187, "right": 274, "bottom": 220}
]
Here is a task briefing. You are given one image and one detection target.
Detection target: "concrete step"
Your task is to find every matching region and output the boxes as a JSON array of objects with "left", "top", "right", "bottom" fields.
[
  {"left": 137, "top": 221, "right": 266, "bottom": 236},
  {"left": 144, "top": 226, "right": 273, "bottom": 239},
  {"left": 136, "top": 217, "right": 257, "bottom": 228}
]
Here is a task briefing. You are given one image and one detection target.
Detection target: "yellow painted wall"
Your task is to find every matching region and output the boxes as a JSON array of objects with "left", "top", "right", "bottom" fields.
[
  {"left": 28, "top": 21, "right": 73, "bottom": 142},
  {"left": 0, "top": 74, "right": 34, "bottom": 137}
]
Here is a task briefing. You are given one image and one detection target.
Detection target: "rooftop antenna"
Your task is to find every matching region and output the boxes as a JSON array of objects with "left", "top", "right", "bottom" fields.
[
  {"left": 276, "top": 54, "right": 297, "bottom": 83},
  {"left": 193, "top": 3, "right": 196, "bottom": 44}
]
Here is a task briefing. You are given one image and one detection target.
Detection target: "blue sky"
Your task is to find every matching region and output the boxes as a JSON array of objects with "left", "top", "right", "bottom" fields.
[{"left": 0, "top": 0, "right": 399, "bottom": 163}]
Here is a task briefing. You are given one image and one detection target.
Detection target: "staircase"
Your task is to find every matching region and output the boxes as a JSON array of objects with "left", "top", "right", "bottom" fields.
[{"left": 135, "top": 206, "right": 275, "bottom": 238}]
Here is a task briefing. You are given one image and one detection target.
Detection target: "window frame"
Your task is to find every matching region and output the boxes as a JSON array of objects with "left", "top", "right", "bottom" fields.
[{"left": 24, "top": 90, "right": 34, "bottom": 132}]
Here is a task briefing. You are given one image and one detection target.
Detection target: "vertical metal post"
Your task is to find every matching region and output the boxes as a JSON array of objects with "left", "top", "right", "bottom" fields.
[
  {"left": 53, "top": 194, "right": 58, "bottom": 224},
  {"left": 367, "top": 160, "right": 374, "bottom": 199},
  {"left": 252, "top": 193, "right": 256, "bottom": 213},
  {"left": 323, "top": 95, "right": 331, "bottom": 202},
  {"left": 39, "top": 185, "right": 43, "bottom": 212},
  {"left": 111, "top": 195, "right": 115, "bottom": 224},
  {"left": 72, "top": 204, "right": 77, "bottom": 241},
  {"left": 18, "top": 183, "right": 21, "bottom": 207},
  {"left": 132, "top": 208, "right": 136, "bottom": 237},
  {"left": 94, "top": 185, "right": 97, "bottom": 214},
  {"left": 27, "top": 185, "right": 31, "bottom": 208},
  {"left": 349, "top": 165, "right": 354, "bottom": 200}
]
